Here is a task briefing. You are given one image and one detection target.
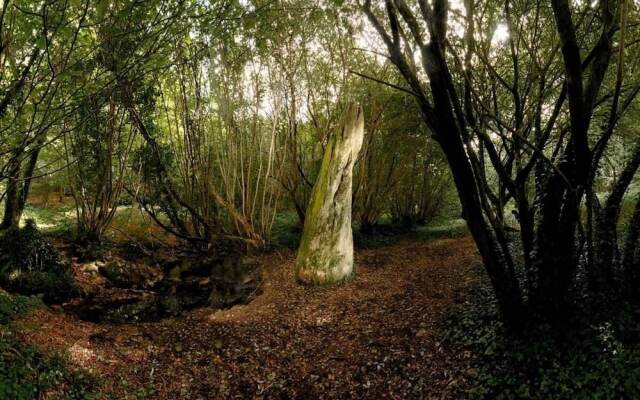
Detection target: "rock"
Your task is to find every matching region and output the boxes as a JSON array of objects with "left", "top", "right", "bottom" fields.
[
  {"left": 80, "top": 262, "right": 100, "bottom": 275},
  {"left": 70, "top": 254, "right": 262, "bottom": 323},
  {"left": 99, "top": 259, "right": 163, "bottom": 290},
  {"left": 98, "top": 261, "right": 124, "bottom": 282},
  {"left": 296, "top": 103, "right": 364, "bottom": 285}
]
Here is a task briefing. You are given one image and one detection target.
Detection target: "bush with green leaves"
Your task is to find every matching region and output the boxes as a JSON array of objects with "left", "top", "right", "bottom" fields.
[
  {"left": 440, "top": 266, "right": 640, "bottom": 400},
  {"left": 0, "top": 220, "right": 77, "bottom": 303}
]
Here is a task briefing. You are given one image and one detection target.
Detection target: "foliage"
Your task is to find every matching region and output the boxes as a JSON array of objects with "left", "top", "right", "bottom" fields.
[
  {"left": 354, "top": 217, "right": 468, "bottom": 248},
  {"left": 269, "top": 212, "right": 302, "bottom": 249},
  {"left": 0, "top": 220, "right": 77, "bottom": 303},
  {"left": 441, "top": 268, "right": 640, "bottom": 399},
  {"left": 388, "top": 141, "right": 453, "bottom": 228},
  {"left": 132, "top": 37, "right": 286, "bottom": 248},
  {"left": 64, "top": 93, "right": 135, "bottom": 243},
  {"left": 22, "top": 203, "right": 76, "bottom": 238},
  {"left": 352, "top": 69, "right": 454, "bottom": 232}
]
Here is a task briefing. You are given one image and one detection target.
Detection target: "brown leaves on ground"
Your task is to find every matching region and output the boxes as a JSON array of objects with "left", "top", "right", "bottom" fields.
[{"left": 16, "top": 236, "right": 479, "bottom": 399}]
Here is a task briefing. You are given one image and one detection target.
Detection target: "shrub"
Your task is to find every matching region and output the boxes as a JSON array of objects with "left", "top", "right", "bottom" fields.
[
  {"left": 0, "top": 220, "right": 77, "bottom": 303},
  {"left": 0, "top": 291, "right": 41, "bottom": 324}
]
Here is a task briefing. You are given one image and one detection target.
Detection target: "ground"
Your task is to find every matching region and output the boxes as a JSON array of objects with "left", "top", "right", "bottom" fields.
[{"left": 14, "top": 235, "right": 478, "bottom": 399}]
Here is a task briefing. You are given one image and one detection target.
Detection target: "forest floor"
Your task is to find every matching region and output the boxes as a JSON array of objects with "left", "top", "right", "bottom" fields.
[{"left": 13, "top": 234, "right": 479, "bottom": 399}]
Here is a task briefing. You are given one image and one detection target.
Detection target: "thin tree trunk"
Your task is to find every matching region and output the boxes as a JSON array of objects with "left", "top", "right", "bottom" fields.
[{"left": 18, "top": 146, "right": 42, "bottom": 217}]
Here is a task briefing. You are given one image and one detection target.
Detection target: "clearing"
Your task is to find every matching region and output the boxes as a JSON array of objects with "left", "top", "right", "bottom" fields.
[{"left": 16, "top": 236, "right": 478, "bottom": 399}]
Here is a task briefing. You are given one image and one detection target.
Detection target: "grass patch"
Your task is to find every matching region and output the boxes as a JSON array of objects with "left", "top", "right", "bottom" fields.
[
  {"left": 412, "top": 218, "right": 468, "bottom": 241},
  {"left": 22, "top": 203, "right": 76, "bottom": 237},
  {"left": 440, "top": 267, "right": 640, "bottom": 400}
]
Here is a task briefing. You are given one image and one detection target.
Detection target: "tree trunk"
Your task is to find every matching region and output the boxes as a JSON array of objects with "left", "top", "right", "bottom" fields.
[
  {"left": 18, "top": 146, "right": 42, "bottom": 217},
  {"left": 1, "top": 140, "right": 45, "bottom": 230},
  {"left": 296, "top": 104, "right": 364, "bottom": 285},
  {"left": 0, "top": 158, "right": 22, "bottom": 230},
  {"left": 622, "top": 196, "right": 640, "bottom": 292},
  {"left": 531, "top": 166, "right": 579, "bottom": 321},
  {"left": 424, "top": 42, "right": 526, "bottom": 329},
  {"left": 592, "top": 144, "right": 640, "bottom": 290}
]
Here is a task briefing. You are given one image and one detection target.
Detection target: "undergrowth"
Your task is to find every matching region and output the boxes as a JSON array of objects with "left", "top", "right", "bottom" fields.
[
  {"left": 0, "top": 292, "right": 100, "bottom": 399},
  {"left": 0, "top": 220, "right": 77, "bottom": 303},
  {"left": 440, "top": 266, "right": 640, "bottom": 399},
  {"left": 354, "top": 218, "right": 468, "bottom": 248}
]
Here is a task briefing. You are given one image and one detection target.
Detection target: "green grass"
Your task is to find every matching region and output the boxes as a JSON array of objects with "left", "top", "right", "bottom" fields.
[
  {"left": 21, "top": 203, "right": 76, "bottom": 237},
  {"left": 411, "top": 218, "right": 468, "bottom": 241}
]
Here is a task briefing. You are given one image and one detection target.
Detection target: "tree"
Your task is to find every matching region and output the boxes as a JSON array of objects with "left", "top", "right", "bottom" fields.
[
  {"left": 361, "top": 0, "right": 640, "bottom": 328},
  {"left": 0, "top": 0, "right": 91, "bottom": 229}
]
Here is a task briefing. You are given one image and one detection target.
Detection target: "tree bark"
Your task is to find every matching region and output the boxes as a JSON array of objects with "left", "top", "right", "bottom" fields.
[{"left": 296, "top": 104, "right": 364, "bottom": 285}]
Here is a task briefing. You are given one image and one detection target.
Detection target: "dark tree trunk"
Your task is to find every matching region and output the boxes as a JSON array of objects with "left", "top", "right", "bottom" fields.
[
  {"left": 592, "top": 145, "right": 640, "bottom": 290},
  {"left": 424, "top": 43, "right": 525, "bottom": 328},
  {"left": 443, "top": 133, "right": 526, "bottom": 328},
  {"left": 530, "top": 154, "right": 580, "bottom": 321},
  {"left": 293, "top": 198, "right": 306, "bottom": 228},
  {"left": 0, "top": 158, "right": 22, "bottom": 230},
  {"left": 1, "top": 146, "right": 43, "bottom": 230},
  {"left": 622, "top": 196, "right": 640, "bottom": 292},
  {"left": 362, "top": 2, "right": 526, "bottom": 329}
]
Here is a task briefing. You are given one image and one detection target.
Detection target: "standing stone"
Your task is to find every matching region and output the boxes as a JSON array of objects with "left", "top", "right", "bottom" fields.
[{"left": 296, "top": 103, "right": 364, "bottom": 285}]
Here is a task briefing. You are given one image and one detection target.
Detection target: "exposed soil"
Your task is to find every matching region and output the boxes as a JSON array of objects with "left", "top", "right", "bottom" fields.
[{"left": 16, "top": 236, "right": 479, "bottom": 399}]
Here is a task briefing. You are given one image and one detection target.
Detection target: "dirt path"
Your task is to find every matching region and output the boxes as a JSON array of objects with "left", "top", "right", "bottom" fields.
[{"left": 18, "top": 236, "right": 479, "bottom": 399}]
